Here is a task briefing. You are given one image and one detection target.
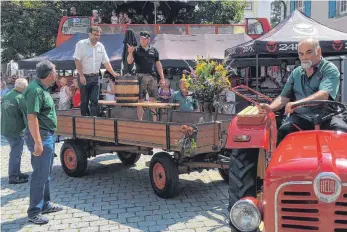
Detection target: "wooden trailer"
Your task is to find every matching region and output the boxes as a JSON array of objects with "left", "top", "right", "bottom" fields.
[{"left": 56, "top": 107, "right": 232, "bottom": 198}]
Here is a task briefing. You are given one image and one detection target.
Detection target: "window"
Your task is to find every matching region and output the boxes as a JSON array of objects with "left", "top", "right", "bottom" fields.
[
  {"left": 61, "top": 17, "right": 90, "bottom": 35},
  {"left": 340, "top": 0, "right": 347, "bottom": 14},
  {"left": 244, "top": 1, "right": 253, "bottom": 11},
  {"left": 295, "top": 0, "right": 304, "bottom": 11}
]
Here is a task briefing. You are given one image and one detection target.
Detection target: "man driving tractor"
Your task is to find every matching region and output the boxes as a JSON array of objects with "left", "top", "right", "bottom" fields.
[{"left": 259, "top": 38, "right": 347, "bottom": 145}]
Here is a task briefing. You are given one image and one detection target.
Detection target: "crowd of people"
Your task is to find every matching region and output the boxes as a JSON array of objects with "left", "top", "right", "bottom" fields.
[
  {"left": 2, "top": 24, "right": 347, "bottom": 226},
  {"left": 68, "top": 6, "right": 132, "bottom": 25}
]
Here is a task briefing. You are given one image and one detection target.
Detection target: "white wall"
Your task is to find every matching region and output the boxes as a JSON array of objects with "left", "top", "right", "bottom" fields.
[
  {"left": 244, "top": 0, "right": 272, "bottom": 19},
  {"left": 285, "top": 0, "right": 347, "bottom": 33},
  {"left": 311, "top": 1, "right": 347, "bottom": 33}
]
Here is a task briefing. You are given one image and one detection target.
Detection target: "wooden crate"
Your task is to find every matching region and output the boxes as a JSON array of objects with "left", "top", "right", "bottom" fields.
[{"left": 117, "top": 121, "right": 167, "bottom": 149}]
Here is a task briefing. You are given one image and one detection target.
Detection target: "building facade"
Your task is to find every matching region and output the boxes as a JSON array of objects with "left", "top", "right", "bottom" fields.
[
  {"left": 285, "top": 0, "right": 347, "bottom": 32},
  {"left": 244, "top": 0, "right": 272, "bottom": 19}
]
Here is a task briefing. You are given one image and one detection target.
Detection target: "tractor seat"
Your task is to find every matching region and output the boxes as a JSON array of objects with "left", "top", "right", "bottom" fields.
[{"left": 236, "top": 105, "right": 266, "bottom": 125}]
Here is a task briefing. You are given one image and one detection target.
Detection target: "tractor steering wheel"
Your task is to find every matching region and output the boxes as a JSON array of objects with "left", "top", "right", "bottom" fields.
[{"left": 291, "top": 100, "right": 346, "bottom": 125}]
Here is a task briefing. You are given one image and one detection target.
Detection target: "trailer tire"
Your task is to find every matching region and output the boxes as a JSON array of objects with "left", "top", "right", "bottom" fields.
[
  {"left": 228, "top": 149, "right": 258, "bottom": 210},
  {"left": 218, "top": 168, "right": 229, "bottom": 183},
  {"left": 149, "top": 152, "right": 179, "bottom": 199},
  {"left": 118, "top": 152, "right": 141, "bottom": 165},
  {"left": 60, "top": 141, "right": 88, "bottom": 177}
]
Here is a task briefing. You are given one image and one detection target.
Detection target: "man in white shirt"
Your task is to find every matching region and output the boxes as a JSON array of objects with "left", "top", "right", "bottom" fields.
[{"left": 73, "top": 26, "right": 119, "bottom": 116}]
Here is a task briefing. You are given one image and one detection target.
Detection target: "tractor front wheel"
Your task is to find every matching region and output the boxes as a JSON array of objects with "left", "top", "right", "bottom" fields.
[{"left": 228, "top": 149, "right": 259, "bottom": 209}]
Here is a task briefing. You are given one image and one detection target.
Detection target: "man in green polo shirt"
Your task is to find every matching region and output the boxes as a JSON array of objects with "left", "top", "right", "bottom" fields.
[
  {"left": 23, "top": 60, "right": 63, "bottom": 224},
  {"left": 259, "top": 38, "right": 347, "bottom": 145},
  {"left": 1, "top": 78, "right": 29, "bottom": 184}
]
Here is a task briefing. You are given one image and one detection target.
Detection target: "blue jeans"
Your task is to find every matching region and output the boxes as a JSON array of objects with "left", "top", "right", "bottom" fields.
[
  {"left": 78, "top": 75, "right": 100, "bottom": 116},
  {"left": 24, "top": 129, "right": 56, "bottom": 217},
  {"left": 5, "top": 136, "right": 24, "bottom": 180}
]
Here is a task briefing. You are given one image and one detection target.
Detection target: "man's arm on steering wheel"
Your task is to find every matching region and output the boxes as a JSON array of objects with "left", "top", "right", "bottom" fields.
[
  {"left": 258, "top": 72, "right": 294, "bottom": 113},
  {"left": 286, "top": 66, "right": 340, "bottom": 114}
]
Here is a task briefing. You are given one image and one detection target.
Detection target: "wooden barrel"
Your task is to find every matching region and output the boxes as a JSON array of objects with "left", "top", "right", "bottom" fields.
[{"left": 114, "top": 76, "right": 139, "bottom": 103}]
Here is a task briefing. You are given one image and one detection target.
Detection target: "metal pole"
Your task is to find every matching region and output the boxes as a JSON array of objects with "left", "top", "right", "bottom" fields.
[
  {"left": 256, "top": 53, "right": 259, "bottom": 92},
  {"left": 154, "top": 2, "right": 157, "bottom": 24}
]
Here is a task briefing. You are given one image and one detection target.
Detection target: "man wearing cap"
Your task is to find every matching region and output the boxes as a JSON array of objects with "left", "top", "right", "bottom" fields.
[
  {"left": 74, "top": 26, "right": 120, "bottom": 116},
  {"left": 127, "top": 31, "right": 165, "bottom": 121}
]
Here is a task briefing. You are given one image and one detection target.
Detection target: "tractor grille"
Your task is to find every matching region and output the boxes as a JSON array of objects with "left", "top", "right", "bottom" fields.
[{"left": 277, "top": 184, "right": 347, "bottom": 232}]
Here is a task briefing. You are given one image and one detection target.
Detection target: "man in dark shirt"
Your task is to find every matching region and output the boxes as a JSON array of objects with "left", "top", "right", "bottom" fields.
[
  {"left": 127, "top": 31, "right": 165, "bottom": 121},
  {"left": 258, "top": 38, "right": 347, "bottom": 145}
]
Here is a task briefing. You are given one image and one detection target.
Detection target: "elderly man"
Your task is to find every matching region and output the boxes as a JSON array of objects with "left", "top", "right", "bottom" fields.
[
  {"left": 259, "top": 38, "right": 347, "bottom": 145},
  {"left": 171, "top": 79, "right": 198, "bottom": 112},
  {"left": 23, "top": 61, "right": 62, "bottom": 224},
  {"left": 127, "top": 31, "right": 165, "bottom": 121},
  {"left": 1, "top": 78, "right": 29, "bottom": 184},
  {"left": 74, "top": 26, "right": 119, "bottom": 116}
]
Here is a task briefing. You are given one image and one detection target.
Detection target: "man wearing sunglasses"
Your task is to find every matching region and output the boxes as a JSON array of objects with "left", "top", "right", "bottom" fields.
[
  {"left": 74, "top": 26, "right": 119, "bottom": 116},
  {"left": 127, "top": 31, "right": 165, "bottom": 121}
]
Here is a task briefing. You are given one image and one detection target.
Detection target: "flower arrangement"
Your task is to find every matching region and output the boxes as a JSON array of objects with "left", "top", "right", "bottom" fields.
[{"left": 182, "top": 57, "right": 231, "bottom": 103}]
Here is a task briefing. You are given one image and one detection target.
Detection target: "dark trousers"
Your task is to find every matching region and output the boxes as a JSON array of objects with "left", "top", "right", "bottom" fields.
[
  {"left": 78, "top": 75, "right": 100, "bottom": 116},
  {"left": 24, "top": 129, "right": 55, "bottom": 217},
  {"left": 277, "top": 113, "right": 347, "bottom": 146},
  {"left": 5, "top": 136, "right": 24, "bottom": 180}
]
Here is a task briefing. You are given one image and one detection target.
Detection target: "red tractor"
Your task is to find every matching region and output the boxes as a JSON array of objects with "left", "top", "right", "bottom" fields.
[{"left": 226, "top": 86, "right": 347, "bottom": 232}]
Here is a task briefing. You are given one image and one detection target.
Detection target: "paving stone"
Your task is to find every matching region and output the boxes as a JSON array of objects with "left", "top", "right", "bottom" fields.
[{"left": 0, "top": 145, "right": 229, "bottom": 232}]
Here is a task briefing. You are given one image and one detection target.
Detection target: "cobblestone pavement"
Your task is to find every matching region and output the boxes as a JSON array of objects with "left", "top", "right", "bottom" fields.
[{"left": 1, "top": 139, "right": 231, "bottom": 232}]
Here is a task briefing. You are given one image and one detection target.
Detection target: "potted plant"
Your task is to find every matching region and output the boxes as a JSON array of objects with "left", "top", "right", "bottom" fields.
[{"left": 183, "top": 57, "right": 231, "bottom": 113}]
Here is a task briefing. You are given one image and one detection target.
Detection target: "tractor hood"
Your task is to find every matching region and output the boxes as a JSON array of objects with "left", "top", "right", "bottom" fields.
[{"left": 266, "top": 131, "right": 347, "bottom": 183}]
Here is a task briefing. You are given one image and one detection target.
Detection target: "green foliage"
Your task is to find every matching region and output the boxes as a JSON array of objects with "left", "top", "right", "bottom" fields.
[
  {"left": 1, "top": 1, "right": 246, "bottom": 63},
  {"left": 180, "top": 1, "right": 247, "bottom": 24},
  {"left": 1, "top": 1, "right": 62, "bottom": 63}
]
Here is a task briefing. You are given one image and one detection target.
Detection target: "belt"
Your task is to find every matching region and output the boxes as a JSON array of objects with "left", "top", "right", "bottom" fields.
[
  {"left": 137, "top": 73, "right": 152, "bottom": 76},
  {"left": 84, "top": 73, "right": 99, "bottom": 77}
]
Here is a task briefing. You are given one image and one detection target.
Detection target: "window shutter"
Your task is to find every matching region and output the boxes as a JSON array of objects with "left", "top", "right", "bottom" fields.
[
  {"left": 304, "top": 0, "right": 311, "bottom": 16},
  {"left": 328, "top": 0, "right": 336, "bottom": 18},
  {"left": 290, "top": 0, "right": 295, "bottom": 12}
]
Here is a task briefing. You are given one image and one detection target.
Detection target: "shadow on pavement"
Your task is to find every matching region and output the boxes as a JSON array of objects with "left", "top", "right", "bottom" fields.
[{"left": 1, "top": 150, "right": 230, "bottom": 232}]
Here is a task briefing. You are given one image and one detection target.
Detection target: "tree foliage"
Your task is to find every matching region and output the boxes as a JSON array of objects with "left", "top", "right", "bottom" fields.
[{"left": 1, "top": 0, "right": 246, "bottom": 63}]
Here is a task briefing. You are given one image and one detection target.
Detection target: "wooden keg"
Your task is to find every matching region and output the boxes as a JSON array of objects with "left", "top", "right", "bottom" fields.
[{"left": 114, "top": 76, "right": 139, "bottom": 103}]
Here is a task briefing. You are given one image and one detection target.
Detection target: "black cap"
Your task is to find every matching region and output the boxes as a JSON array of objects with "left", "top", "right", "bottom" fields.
[{"left": 140, "top": 31, "right": 150, "bottom": 38}]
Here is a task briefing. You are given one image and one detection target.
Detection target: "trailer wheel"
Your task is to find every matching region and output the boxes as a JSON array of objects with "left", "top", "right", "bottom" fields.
[
  {"left": 118, "top": 152, "right": 141, "bottom": 165},
  {"left": 228, "top": 149, "right": 258, "bottom": 210},
  {"left": 218, "top": 168, "right": 229, "bottom": 183},
  {"left": 60, "top": 141, "right": 88, "bottom": 177},
  {"left": 149, "top": 152, "right": 179, "bottom": 199}
]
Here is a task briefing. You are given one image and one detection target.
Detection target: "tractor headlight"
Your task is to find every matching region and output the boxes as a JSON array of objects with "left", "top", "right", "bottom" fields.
[{"left": 229, "top": 199, "right": 261, "bottom": 232}]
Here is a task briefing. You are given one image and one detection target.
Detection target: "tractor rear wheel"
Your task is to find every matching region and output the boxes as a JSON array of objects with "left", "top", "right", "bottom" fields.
[{"left": 228, "top": 149, "right": 259, "bottom": 210}]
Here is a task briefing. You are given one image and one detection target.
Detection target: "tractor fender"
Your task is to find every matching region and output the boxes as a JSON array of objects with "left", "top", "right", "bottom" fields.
[{"left": 226, "top": 112, "right": 277, "bottom": 151}]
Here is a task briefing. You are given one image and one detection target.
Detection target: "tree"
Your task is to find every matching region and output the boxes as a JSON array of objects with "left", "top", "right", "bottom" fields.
[
  {"left": 180, "top": 1, "right": 247, "bottom": 24},
  {"left": 1, "top": 1, "right": 62, "bottom": 63},
  {"left": 1, "top": 1, "right": 246, "bottom": 63},
  {"left": 271, "top": 0, "right": 286, "bottom": 27}
]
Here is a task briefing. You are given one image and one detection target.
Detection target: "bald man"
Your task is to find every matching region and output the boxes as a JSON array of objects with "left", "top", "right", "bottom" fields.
[{"left": 258, "top": 38, "right": 347, "bottom": 145}]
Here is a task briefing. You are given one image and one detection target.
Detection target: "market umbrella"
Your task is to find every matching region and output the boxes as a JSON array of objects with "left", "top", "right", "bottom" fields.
[{"left": 122, "top": 29, "right": 138, "bottom": 75}]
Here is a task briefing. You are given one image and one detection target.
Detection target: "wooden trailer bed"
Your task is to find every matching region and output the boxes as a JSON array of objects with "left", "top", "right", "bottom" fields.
[{"left": 56, "top": 109, "right": 232, "bottom": 155}]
